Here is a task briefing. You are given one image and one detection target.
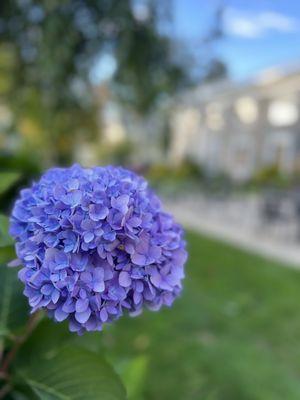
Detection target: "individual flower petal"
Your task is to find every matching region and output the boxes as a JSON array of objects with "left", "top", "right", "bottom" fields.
[
  {"left": 62, "top": 190, "right": 82, "bottom": 207},
  {"left": 83, "top": 231, "right": 94, "bottom": 243},
  {"left": 55, "top": 307, "right": 69, "bottom": 322},
  {"left": 76, "top": 298, "right": 89, "bottom": 313},
  {"left": 131, "top": 252, "right": 147, "bottom": 266},
  {"left": 89, "top": 204, "right": 109, "bottom": 221},
  {"left": 111, "top": 194, "right": 129, "bottom": 214},
  {"left": 75, "top": 308, "right": 91, "bottom": 324},
  {"left": 100, "top": 308, "right": 108, "bottom": 322},
  {"left": 62, "top": 298, "right": 76, "bottom": 313},
  {"left": 119, "top": 271, "right": 131, "bottom": 287},
  {"left": 70, "top": 253, "right": 88, "bottom": 271}
]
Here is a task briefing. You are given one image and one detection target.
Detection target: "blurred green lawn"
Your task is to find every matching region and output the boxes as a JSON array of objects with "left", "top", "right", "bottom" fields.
[{"left": 102, "top": 231, "right": 300, "bottom": 400}]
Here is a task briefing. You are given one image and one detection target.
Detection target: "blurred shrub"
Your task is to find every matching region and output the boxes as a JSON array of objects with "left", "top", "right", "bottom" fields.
[
  {"left": 147, "top": 160, "right": 203, "bottom": 184},
  {"left": 202, "top": 171, "right": 233, "bottom": 194},
  {"left": 99, "top": 140, "right": 134, "bottom": 166},
  {"left": 0, "top": 171, "right": 21, "bottom": 195},
  {"left": 251, "top": 164, "right": 290, "bottom": 189},
  {"left": 0, "top": 152, "right": 41, "bottom": 175},
  {"left": 0, "top": 152, "right": 41, "bottom": 212}
]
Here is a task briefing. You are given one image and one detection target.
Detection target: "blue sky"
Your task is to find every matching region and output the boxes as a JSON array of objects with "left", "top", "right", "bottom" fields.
[{"left": 172, "top": 0, "right": 300, "bottom": 80}]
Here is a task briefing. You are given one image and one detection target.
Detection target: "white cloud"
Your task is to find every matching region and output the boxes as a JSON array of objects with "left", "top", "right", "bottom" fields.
[{"left": 224, "top": 8, "right": 299, "bottom": 39}]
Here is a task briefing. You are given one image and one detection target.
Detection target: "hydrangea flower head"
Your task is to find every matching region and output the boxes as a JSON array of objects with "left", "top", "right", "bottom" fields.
[{"left": 10, "top": 165, "right": 187, "bottom": 334}]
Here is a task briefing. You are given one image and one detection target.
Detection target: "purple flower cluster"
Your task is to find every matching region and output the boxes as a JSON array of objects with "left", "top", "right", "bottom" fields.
[{"left": 9, "top": 165, "right": 187, "bottom": 334}]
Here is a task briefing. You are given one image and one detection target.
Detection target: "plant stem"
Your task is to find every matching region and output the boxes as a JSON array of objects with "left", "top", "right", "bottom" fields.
[{"left": 0, "top": 312, "right": 42, "bottom": 377}]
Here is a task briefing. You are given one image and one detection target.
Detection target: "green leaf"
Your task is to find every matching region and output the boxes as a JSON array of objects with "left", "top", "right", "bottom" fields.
[
  {"left": 17, "top": 346, "right": 127, "bottom": 400},
  {"left": 13, "top": 310, "right": 125, "bottom": 400},
  {"left": 0, "top": 245, "right": 15, "bottom": 264},
  {"left": 17, "top": 319, "right": 73, "bottom": 358},
  {"left": 0, "top": 214, "right": 13, "bottom": 247},
  {"left": 0, "top": 171, "right": 21, "bottom": 195},
  {"left": 0, "top": 264, "right": 29, "bottom": 338},
  {"left": 117, "top": 355, "right": 148, "bottom": 400},
  {"left": 19, "top": 318, "right": 105, "bottom": 358}
]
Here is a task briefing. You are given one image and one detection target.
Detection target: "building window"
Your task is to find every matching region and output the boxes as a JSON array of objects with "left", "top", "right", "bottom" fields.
[
  {"left": 234, "top": 97, "right": 258, "bottom": 124},
  {"left": 268, "top": 100, "right": 298, "bottom": 127}
]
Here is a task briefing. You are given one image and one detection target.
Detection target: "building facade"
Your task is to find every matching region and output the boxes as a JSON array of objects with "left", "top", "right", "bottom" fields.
[{"left": 169, "top": 68, "right": 300, "bottom": 181}]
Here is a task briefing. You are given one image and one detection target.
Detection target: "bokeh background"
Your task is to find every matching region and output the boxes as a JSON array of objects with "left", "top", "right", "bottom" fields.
[{"left": 1, "top": 0, "right": 300, "bottom": 399}]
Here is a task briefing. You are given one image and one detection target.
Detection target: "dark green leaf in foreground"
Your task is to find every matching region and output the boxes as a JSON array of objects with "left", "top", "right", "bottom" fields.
[
  {"left": 0, "top": 263, "right": 29, "bottom": 338},
  {"left": 0, "top": 214, "right": 13, "bottom": 247},
  {"left": 0, "top": 171, "right": 21, "bottom": 195},
  {"left": 17, "top": 346, "right": 126, "bottom": 400}
]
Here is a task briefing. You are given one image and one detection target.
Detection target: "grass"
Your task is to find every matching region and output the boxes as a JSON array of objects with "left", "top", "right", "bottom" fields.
[{"left": 100, "top": 231, "right": 300, "bottom": 400}]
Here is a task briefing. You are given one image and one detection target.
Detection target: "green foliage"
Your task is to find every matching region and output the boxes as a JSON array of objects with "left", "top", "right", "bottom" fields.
[
  {"left": 0, "top": 154, "right": 41, "bottom": 213},
  {"left": 99, "top": 140, "right": 134, "bottom": 167},
  {"left": 147, "top": 161, "right": 203, "bottom": 184},
  {"left": 114, "top": 16, "right": 188, "bottom": 114},
  {"left": 0, "top": 263, "right": 29, "bottom": 338},
  {"left": 0, "top": 0, "right": 189, "bottom": 164},
  {"left": 0, "top": 286, "right": 126, "bottom": 400},
  {"left": 0, "top": 214, "right": 13, "bottom": 247},
  {"left": 145, "top": 161, "right": 204, "bottom": 196},
  {"left": 0, "top": 214, "right": 15, "bottom": 273},
  {"left": 0, "top": 245, "right": 15, "bottom": 264},
  {"left": 16, "top": 346, "right": 126, "bottom": 400},
  {"left": 251, "top": 164, "right": 288, "bottom": 187},
  {"left": 0, "top": 154, "right": 40, "bottom": 176},
  {"left": 0, "top": 172, "right": 21, "bottom": 196},
  {"left": 0, "top": 215, "right": 28, "bottom": 339},
  {"left": 11, "top": 320, "right": 126, "bottom": 399},
  {"left": 116, "top": 355, "right": 148, "bottom": 400}
]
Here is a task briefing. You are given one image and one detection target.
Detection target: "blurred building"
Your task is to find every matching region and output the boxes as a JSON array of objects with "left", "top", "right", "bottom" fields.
[{"left": 170, "top": 67, "right": 300, "bottom": 181}]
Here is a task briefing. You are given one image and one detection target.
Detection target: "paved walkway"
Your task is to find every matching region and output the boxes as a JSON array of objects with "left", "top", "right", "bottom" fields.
[{"left": 165, "top": 196, "right": 300, "bottom": 269}]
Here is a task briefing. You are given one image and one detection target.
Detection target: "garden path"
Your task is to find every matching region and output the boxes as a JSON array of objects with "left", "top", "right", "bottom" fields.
[{"left": 165, "top": 193, "right": 300, "bottom": 269}]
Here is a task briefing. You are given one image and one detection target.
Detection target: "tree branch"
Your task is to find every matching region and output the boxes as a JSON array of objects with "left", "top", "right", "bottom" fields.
[{"left": 0, "top": 312, "right": 42, "bottom": 376}]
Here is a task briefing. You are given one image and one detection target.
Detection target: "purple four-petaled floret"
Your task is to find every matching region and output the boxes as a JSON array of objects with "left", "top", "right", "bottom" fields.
[{"left": 9, "top": 164, "right": 187, "bottom": 334}]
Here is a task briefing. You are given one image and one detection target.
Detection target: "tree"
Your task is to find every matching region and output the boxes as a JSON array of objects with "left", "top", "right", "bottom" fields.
[{"left": 0, "top": 0, "right": 188, "bottom": 164}]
